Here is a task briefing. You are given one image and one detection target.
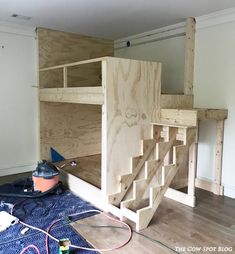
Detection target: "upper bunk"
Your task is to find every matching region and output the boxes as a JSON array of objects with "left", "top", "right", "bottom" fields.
[
  {"left": 39, "top": 57, "right": 105, "bottom": 105},
  {"left": 39, "top": 56, "right": 162, "bottom": 107}
]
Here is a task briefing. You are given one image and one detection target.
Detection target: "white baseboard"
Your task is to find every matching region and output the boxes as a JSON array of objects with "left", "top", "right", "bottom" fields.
[
  {"left": 197, "top": 176, "right": 235, "bottom": 199},
  {"left": 0, "top": 162, "right": 36, "bottom": 177},
  {"left": 224, "top": 185, "right": 235, "bottom": 199}
]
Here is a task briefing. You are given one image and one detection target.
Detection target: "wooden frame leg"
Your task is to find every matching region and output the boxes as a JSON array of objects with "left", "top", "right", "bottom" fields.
[
  {"left": 214, "top": 120, "right": 224, "bottom": 195},
  {"left": 195, "top": 120, "right": 225, "bottom": 196},
  {"left": 187, "top": 126, "right": 198, "bottom": 206}
]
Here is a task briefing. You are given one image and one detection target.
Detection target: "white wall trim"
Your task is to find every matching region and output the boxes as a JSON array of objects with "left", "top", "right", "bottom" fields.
[
  {"left": 197, "top": 176, "right": 235, "bottom": 199},
  {"left": 224, "top": 185, "right": 235, "bottom": 199},
  {"left": 196, "top": 8, "right": 235, "bottom": 30},
  {"left": 115, "top": 21, "right": 186, "bottom": 49},
  {"left": 0, "top": 162, "right": 37, "bottom": 176},
  {"left": 0, "top": 21, "right": 36, "bottom": 37}
]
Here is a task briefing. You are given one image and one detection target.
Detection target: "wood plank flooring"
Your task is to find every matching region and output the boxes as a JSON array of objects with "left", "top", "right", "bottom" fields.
[{"left": 71, "top": 189, "right": 235, "bottom": 254}]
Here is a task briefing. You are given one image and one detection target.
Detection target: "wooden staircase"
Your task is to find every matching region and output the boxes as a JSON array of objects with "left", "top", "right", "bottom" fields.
[{"left": 107, "top": 123, "right": 197, "bottom": 231}]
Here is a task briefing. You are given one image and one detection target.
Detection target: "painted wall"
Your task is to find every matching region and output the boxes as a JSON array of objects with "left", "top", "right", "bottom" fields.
[
  {"left": 194, "top": 19, "right": 235, "bottom": 198},
  {"left": 0, "top": 24, "right": 38, "bottom": 176},
  {"left": 115, "top": 36, "right": 185, "bottom": 94}
]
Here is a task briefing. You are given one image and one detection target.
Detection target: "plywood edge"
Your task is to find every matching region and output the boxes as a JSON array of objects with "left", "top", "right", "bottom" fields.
[
  {"left": 39, "top": 87, "right": 104, "bottom": 104},
  {"left": 165, "top": 187, "right": 196, "bottom": 207},
  {"left": 158, "top": 108, "right": 198, "bottom": 127},
  {"left": 160, "top": 94, "right": 193, "bottom": 109},
  {"left": 196, "top": 109, "right": 228, "bottom": 120},
  {"left": 195, "top": 178, "right": 224, "bottom": 195},
  {"left": 40, "top": 57, "right": 108, "bottom": 71},
  {"left": 61, "top": 169, "right": 122, "bottom": 218}
]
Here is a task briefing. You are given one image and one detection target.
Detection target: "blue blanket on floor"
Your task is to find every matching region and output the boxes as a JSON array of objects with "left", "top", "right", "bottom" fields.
[{"left": 0, "top": 184, "right": 98, "bottom": 254}]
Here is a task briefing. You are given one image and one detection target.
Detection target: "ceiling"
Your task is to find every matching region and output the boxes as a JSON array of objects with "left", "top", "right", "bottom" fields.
[{"left": 0, "top": 0, "right": 235, "bottom": 39}]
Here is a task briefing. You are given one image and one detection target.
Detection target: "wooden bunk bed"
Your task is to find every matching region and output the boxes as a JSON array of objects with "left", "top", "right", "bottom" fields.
[{"left": 38, "top": 20, "right": 228, "bottom": 231}]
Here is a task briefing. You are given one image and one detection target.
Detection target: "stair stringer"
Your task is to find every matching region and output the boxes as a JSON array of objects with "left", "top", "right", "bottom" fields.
[
  {"left": 120, "top": 126, "right": 197, "bottom": 231},
  {"left": 107, "top": 125, "right": 168, "bottom": 206}
]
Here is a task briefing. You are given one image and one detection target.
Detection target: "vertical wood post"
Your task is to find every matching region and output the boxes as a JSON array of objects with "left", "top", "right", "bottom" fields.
[
  {"left": 214, "top": 120, "right": 225, "bottom": 195},
  {"left": 63, "top": 67, "right": 68, "bottom": 87},
  {"left": 187, "top": 126, "right": 198, "bottom": 200},
  {"left": 184, "top": 17, "right": 196, "bottom": 95}
]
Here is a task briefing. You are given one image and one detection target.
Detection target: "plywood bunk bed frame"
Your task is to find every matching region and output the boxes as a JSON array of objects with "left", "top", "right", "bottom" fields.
[{"left": 38, "top": 19, "right": 228, "bottom": 231}]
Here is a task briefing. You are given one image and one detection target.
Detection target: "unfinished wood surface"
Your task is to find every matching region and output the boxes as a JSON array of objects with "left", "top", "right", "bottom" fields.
[
  {"left": 159, "top": 109, "right": 198, "bottom": 126},
  {"left": 39, "top": 87, "right": 104, "bottom": 105},
  {"left": 184, "top": 17, "right": 195, "bottom": 95},
  {"left": 124, "top": 128, "right": 178, "bottom": 209},
  {"left": 40, "top": 103, "right": 101, "bottom": 160},
  {"left": 121, "top": 136, "right": 197, "bottom": 231},
  {"left": 158, "top": 108, "right": 227, "bottom": 127},
  {"left": 103, "top": 58, "right": 161, "bottom": 196},
  {"left": 58, "top": 154, "right": 101, "bottom": 188},
  {"left": 63, "top": 67, "right": 68, "bottom": 87},
  {"left": 160, "top": 94, "right": 193, "bottom": 109},
  {"left": 67, "top": 62, "right": 101, "bottom": 87},
  {"left": 73, "top": 189, "right": 235, "bottom": 254},
  {"left": 214, "top": 120, "right": 224, "bottom": 195},
  {"left": 40, "top": 60, "right": 102, "bottom": 89},
  {"left": 187, "top": 127, "right": 198, "bottom": 197},
  {"left": 136, "top": 163, "right": 179, "bottom": 231},
  {"left": 197, "top": 109, "right": 228, "bottom": 120},
  {"left": 165, "top": 187, "right": 195, "bottom": 207},
  {"left": 170, "top": 127, "right": 197, "bottom": 192},
  {"left": 40, "top": 57, "right": 105, "bottom": 71},
  {"left": 195, "top": 178, "right": 224, "bottom": 195},
  {"left": 40, "top": 68, "right": 64, "bottom": 88},
  {"left": 107, "top": 139, "right": 156, "bottom": 205},
  {"left": 38, "top": 28, "right": 113, "bottom": 88},
  {"left": 37, "top": 28, "right": 113, "bottom": 69}
]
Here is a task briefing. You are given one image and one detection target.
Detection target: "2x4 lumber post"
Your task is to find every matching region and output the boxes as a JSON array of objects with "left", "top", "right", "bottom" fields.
[
  {"left": 187, "top": 125, "right": 198, "bottom": 197},
  {"left": 184, "top": 17, "right": 196, "bottom": 95},
  {"left": 214, "top": 120, "right": 225, "bottom": 195},
  {"left": 63, "top": 67, "right": 68, "bottom": 88}
]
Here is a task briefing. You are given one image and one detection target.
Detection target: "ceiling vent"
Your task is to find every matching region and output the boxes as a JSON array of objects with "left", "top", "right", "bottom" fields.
[{"left": 11, "top": 14, "right": 32, "bottom": 21}]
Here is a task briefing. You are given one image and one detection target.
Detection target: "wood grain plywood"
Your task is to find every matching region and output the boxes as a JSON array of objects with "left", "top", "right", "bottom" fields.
[
  {"left": 160, "top": 94, "right": 193, "bottom": 109},
  {"left": 40, "top": 102, "right": 101, "bottom": 160},
  {"left": 57, "top": 154, "right": 101, "bottom": 188},
  {"left": 103, "top": 57, "right": 161, "bottom": 195},
  {"left": 37, "top": 28, "right": 113, "bottom": 68},
  {"left": 67, "top": 62, "right": 101, "bottom": 87},
  {"left": 38, "top": 28, "right": 113, "bottom": 88}
]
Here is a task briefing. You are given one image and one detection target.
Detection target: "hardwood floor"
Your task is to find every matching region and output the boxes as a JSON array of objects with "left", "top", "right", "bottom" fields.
[{"left": 71, "top": 189, "right": 235, "bottom": 254}]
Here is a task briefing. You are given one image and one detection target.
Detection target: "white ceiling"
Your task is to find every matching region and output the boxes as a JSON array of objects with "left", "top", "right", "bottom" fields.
[{"left": 0, "top": 0, "right": 235, "bottom": 39}]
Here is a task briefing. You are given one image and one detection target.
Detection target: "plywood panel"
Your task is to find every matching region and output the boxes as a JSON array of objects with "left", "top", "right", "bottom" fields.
[
  {"left": 103, "top": 57, "right": 161, "bottom": 195},
  {"left": 40, "top": 102, "right": 101, "bottom": 160},
  {"left": 38, "top": 28, "right": 113, "bottom": 88},
  {"left": 160, "top": 94, "right": 193, "bottom": 109},
  {"left": 39, "top": 87, "right": 104, "bottom": 105},
  {"left": 57, "top": 154, "right": 101, "bottom": 188},
  {"left": 37, "top": 28, "right": 113, "bottom": 68},
  {"left": 67, "top": 62, "right": 101, "bottom": 87}
]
